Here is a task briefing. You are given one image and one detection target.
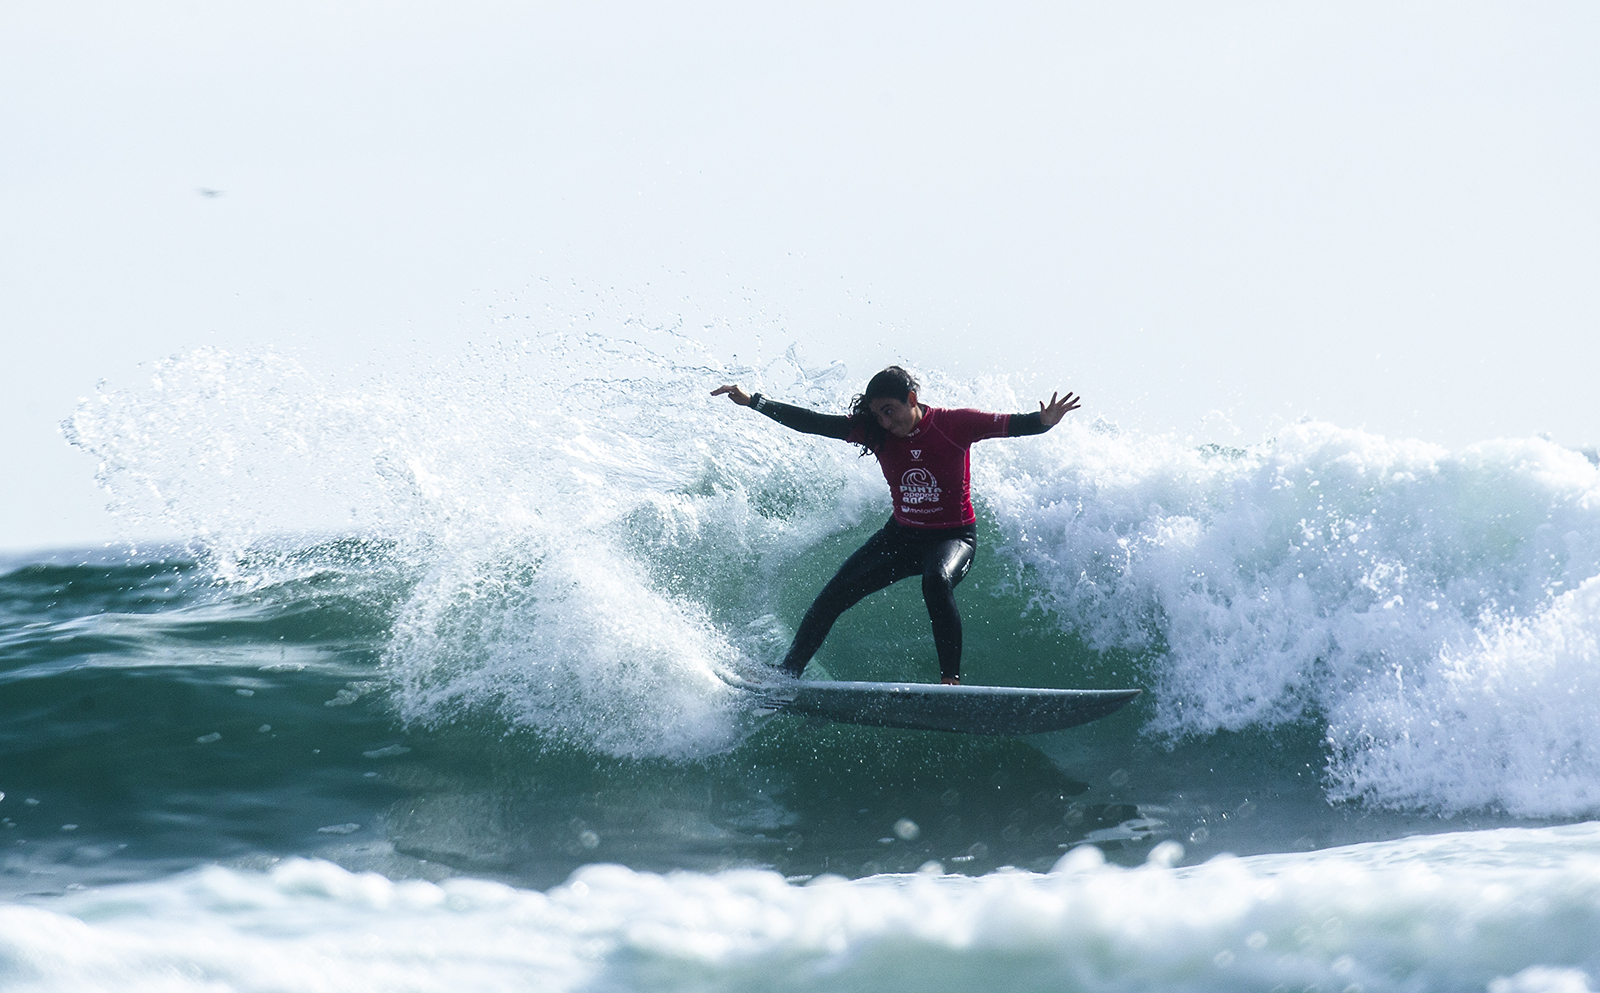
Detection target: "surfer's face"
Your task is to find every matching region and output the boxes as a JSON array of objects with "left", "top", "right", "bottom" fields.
[{"left": 869, "top": 392, "right": 921, "bottom": 437}]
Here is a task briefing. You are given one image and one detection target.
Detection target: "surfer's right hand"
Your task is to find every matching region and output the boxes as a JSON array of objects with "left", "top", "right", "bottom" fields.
[{"left": 711, "top": 384, "right": 753, "bottom": 406}]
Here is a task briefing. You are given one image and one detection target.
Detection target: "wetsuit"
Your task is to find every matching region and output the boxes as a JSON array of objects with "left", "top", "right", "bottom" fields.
[{"left": 748, "top": 394, "right": 1050, "bottom": 681}]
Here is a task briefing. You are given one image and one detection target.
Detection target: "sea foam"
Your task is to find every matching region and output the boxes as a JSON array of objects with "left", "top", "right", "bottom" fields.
[
  {"left": 5, "top": 824, "right": 1599, "bottom": 992},
  {"left": 982, "top": 415, "right": 1600, "bottom": 816}
]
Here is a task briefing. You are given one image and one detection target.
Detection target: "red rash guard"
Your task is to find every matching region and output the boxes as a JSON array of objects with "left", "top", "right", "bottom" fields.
[{"left": 848, "top": 407, "right": 1010, "bottom": 528}]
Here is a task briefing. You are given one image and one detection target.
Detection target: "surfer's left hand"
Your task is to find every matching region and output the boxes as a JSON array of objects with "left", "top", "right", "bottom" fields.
[
  {"left": 711, "top": 384, "right": 753, "bottom": 406},
  {"left": 1038, "top": 391, "right": 1081, "bottom": 427}
]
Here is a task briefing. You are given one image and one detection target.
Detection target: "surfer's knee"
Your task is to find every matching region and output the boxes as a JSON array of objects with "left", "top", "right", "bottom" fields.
[
  {"left": 922, "top": 569, "right": 956, "bottom": 601},
  {"left": 923, "top": 552, "right": 968, "bottom": 597},
  {"left": 926, "top": 540, "right": 973, "bottom": 590}
]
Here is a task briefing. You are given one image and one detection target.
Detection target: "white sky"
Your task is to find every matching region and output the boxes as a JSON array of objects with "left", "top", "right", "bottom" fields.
[{"left": 3, "top": 1, "right": 1597, "bottom": 551}]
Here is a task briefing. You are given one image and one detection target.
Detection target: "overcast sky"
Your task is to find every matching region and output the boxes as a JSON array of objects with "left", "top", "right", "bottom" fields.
[{"left": 4, "top": 1, "right": 1597, "bottom": 552}]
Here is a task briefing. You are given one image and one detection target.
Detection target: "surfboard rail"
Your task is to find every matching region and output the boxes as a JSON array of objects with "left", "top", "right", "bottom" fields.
[{"left": 753, "top": 680, "right": 1142, "bottom": 736}]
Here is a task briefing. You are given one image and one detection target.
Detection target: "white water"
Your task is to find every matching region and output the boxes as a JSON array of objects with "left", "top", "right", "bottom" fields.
[
  {"left": 982, "top": 416, "right": 1600, "bottom": 817},
  {"left": 4, "top": 823, "right": 1599, "bottom": 992}
]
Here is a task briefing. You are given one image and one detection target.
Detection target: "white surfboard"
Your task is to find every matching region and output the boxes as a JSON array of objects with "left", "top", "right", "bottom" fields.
[{"left": 751, "top": 680, "right": 1141, "bottom": 736}]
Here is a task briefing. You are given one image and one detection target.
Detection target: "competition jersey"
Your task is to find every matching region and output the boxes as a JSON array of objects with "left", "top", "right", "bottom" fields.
[{"left": 849, "top": 406, "right": 1010, "bottom": 528}]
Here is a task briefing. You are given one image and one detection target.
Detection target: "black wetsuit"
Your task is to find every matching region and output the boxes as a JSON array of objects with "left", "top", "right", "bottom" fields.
[{"left": 749, "top": 395, "right": 1049, "bottom": 681}]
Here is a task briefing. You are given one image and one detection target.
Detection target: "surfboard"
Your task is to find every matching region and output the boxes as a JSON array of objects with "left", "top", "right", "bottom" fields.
[{"left": 750, "top": 680, "right": 1141, "bottom": 736}]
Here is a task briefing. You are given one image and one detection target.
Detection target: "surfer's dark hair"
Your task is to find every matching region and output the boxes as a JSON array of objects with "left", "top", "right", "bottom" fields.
[{"left": 848, "top": 365, "right": 919, "bottom": 455}]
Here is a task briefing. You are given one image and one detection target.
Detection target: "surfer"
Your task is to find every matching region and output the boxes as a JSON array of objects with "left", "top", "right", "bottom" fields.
[{"left": 712, "top": 366, "right": 1079, "bottom": 685}]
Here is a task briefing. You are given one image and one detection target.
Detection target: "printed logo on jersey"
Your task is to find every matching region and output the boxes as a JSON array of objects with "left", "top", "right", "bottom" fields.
[
  {"left": 899, "top": 466, "right": 941, "bottom": 506},
  {"left": 910, "top": 449, "right": 922, "bottom": 460}
]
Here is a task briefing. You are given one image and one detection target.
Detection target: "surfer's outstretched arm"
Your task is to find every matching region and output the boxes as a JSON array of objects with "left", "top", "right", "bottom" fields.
[{"left": 710, "top": 384, "right": 852, "bottom": 440}]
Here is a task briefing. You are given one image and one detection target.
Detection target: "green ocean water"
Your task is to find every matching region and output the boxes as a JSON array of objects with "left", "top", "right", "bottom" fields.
[{"left": 0, "top": 526, "right": 1518, "bottom": 901}]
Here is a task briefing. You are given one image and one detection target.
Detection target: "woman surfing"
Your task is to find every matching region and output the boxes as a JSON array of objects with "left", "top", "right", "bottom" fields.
[{"left": 712, "top": 366, "right": 1079, "bottom": 685}]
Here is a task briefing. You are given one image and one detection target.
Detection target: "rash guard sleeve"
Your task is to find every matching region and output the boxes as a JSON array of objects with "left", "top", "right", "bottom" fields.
[
  {"left": 749, "top": 394, "right": 853, "bottom": 441},
  {"left": 1006, "top": 411, "right": 1050, "bottom": 437}
]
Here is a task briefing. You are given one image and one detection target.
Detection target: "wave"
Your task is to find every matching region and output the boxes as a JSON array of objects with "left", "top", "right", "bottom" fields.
[{"left": 55, "top": 334, "right": 1600, "bottom": 818}]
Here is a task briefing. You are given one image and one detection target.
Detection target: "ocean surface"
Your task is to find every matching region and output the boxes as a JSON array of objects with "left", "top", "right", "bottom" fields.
[{"left": 4, "top": 334, "right": 1600, "bottom": 991}]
